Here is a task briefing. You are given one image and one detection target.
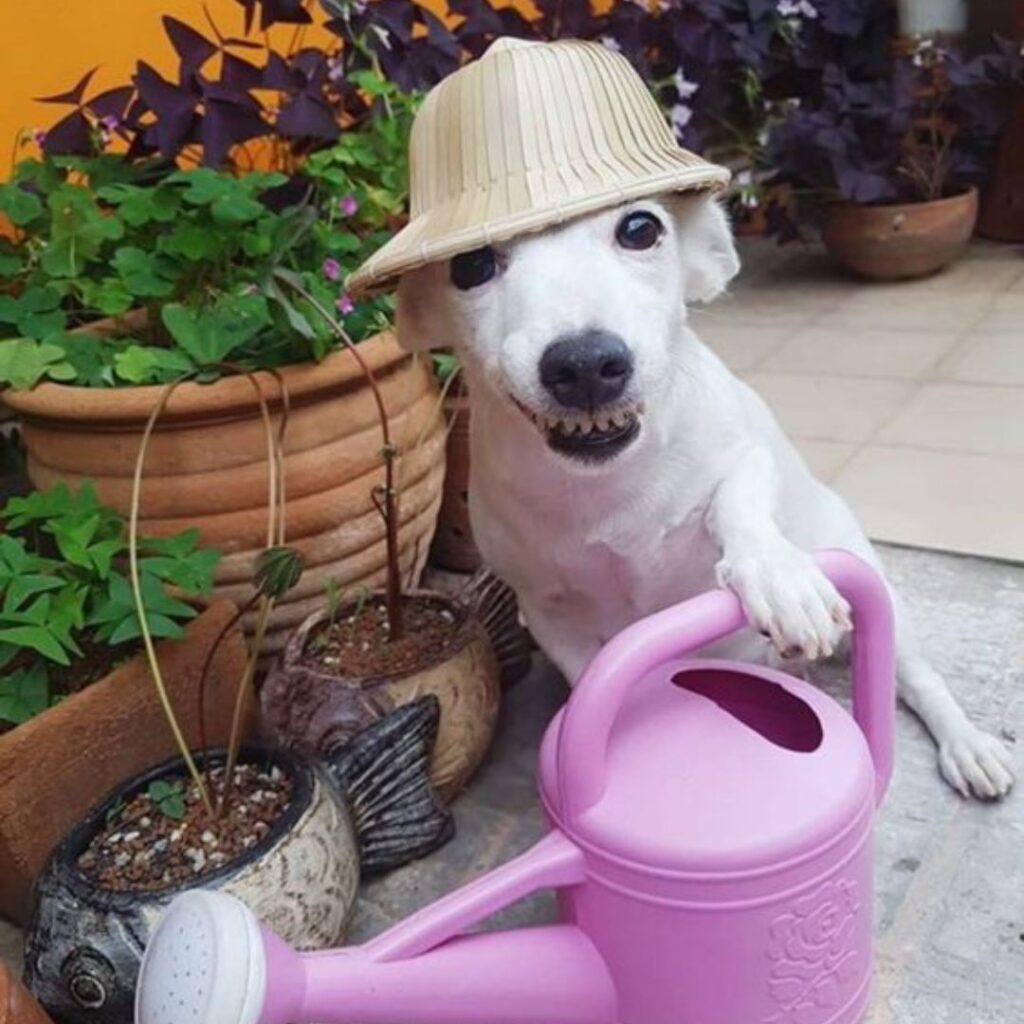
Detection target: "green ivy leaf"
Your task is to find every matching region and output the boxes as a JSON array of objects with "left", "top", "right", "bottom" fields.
[
  {"left": 0, "top": 624, "right": 69, "bottom": 665},
  {"left": 41, "top": 185, "right": 124, "bottom": 278},
  {"left": 78, "top": 277, "right": 136, "bottom": 318},
  {"left": 0, "top": 184, "right": 43, "bottom": 227},
  {"left": 0, "top": 663, "right": 50, "bottom": 726},
  {"left": 157, "top": 225, "right": 222, "bottom": 262},
  {"left": 161, "top": 293, "right": 270, "bottom": 367},
  {"left": 0, "top": 338, "right": 76, "bottom": 389},
  {"left": 112, "top": 246, "right": 176, "bottom": 298},
  {"left": 96, "top": 184, "right": 179, "bottom": 226},
  {"left": 53, "top": 333, "right": 118, "bottom": 387},
  {"left": 113, "top": 344, "right": 194, "bottom": 385}
]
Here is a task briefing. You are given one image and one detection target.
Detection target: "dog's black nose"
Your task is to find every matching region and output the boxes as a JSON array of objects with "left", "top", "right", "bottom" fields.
[{"left": 539, "top": 330, "right": 634, "bottom": 409}]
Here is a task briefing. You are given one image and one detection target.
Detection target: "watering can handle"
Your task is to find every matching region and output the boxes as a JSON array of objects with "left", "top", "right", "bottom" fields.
[{"left": 557, "top": 549, "right": 895, "bottom": 821}]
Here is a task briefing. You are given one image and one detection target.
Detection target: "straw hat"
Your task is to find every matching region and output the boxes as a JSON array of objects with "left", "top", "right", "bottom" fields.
[{"left": 347, "top": 37, "right": 730, "bottom": 297}]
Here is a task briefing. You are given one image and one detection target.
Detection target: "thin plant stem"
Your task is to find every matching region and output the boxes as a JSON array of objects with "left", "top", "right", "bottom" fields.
[
  {"left": 129, "top": 375, "right": 215, "bottom": 817},
  {"left": 219, "top": 370, "right": 285, "bottom": 804},
  {"left": 277, "top": 274, "right": 404, "bottom": 640}
]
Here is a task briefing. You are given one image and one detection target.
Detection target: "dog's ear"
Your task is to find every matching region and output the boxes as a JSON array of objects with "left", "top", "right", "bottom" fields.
[
  {"left": 396, "top": 264, "right": 448, "bottom": 352},
  {"left": 673, "top": 195, "right": 740, "bottom": 304}
]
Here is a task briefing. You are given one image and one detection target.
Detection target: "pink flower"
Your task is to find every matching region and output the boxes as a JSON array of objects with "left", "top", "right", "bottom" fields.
[
  {"left": 31, "top": 128, "right": 46, "bottom": 147},
  {"left": 336, "top": 294, "right": 355, "bottom": 316},
  {"left": 339, "top": 195, "right": 359, "bottom": 217},
  {"left": 100, "top": 114, "right": 120, "bottom": 131},
  {"left": 323, "top": 258, "right": 342, "bottom": 281}
]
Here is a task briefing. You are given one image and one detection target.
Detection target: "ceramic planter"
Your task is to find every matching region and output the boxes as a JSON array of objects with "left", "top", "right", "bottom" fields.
[
  {"left": 260, "top": 592, "right": 501, "bottom": 802},
  {"left": 2, "top": 330, "right": 446, "bottom": 655},
  {"left": 430, "top": 390, "right": 481, "bottom": 573},
  {"left": 822, "top": 186, "right": 978, "bottom": 281},
  {"left": 22, "top": 696, "right": 454, "bottom": 1024},
  {"left": 0, "top": 602, "right": 247, "bottom": 926},
  {"left": 22, "top": 747, "right": 358, "bottom": 1024}
]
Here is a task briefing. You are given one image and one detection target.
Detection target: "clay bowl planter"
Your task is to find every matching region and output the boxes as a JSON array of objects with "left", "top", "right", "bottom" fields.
[
  {"left": 0, "top": 601, "right": 247, "bottom": 926},
  {"left": 2, "top": 330, "right": 447, "bottom": 655},
  {"left": 822, "top": 186, "right": 978, "bottom": 281},
  {"left": 21, "top": 747, "right": 357, "bottom": 1024},
  {"left": 21, "top": 694, "right": 455, "bottom": 1024},
  {"left": 261, "top": 591, "right": 501, "bottom": 802}
]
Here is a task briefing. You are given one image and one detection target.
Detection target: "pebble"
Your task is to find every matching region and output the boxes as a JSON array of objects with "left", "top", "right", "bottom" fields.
[
  {"left": 114, "top": 852, "right": 131, "bottom": 869},
  {"left": 124, "top": 831, "right": 140, "bottom": 842},
  {"left": 201, "top": 830, "right": 217, "bottom": 845},
  {"left": 140, "top": 817, "right": 152, "bottom": 828}
]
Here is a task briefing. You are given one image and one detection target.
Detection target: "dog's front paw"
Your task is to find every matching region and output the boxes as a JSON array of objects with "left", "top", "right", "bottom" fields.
[
  {"left": 938, "top": 723, "right": 1015, "bottom": 800},
  {"left": 716, "top": 545, "right": 852, "bottom": 661}
]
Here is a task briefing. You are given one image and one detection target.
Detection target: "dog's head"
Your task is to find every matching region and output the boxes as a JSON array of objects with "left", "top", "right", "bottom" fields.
[{"left": 397, "top": 193, "right": 738, "bottom": 469}]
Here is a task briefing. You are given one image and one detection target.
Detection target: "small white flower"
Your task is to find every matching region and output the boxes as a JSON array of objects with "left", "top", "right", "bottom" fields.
[
  {"left": 673, "top": 68, "right": 700, "bottom": 100},
  {"left": 600, "top": 36, "right": 622, "bottom": 54},
  {"left": 670, "top": 103, "right": 693, "bottom": 134},
  {"left": 736, "top": 169, "right": 753, "bottom": 187}
]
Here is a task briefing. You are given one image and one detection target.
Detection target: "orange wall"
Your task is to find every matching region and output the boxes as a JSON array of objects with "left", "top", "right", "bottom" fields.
[{"left": 0, "top": 0, "right": 457, "bottom": 172}]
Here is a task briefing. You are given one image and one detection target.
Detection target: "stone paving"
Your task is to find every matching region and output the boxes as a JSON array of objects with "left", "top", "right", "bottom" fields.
[{"left": 2, "top": 544, "right": 1022, "bottom": 1023}]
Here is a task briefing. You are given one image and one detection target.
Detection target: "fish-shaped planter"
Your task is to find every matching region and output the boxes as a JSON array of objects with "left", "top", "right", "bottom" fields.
[{"left": 22, "top": 697, "right": 452, "bottom": 1024}]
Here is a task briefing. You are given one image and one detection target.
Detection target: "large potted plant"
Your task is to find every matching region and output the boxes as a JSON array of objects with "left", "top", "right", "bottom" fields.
[
  {"left": 0, "top": 0, "right": 445, "bottom": 654},
  {"left": 762, "top": 33, "right": 1023, "bottom": 278},
  {"left": 0, "top": 483, "right": 245, "bottom": 924}
]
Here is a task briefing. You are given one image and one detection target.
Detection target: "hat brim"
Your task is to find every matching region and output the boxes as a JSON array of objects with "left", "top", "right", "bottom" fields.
[{"left": 347, "top": 161, "right": 731, "bottom": 298}]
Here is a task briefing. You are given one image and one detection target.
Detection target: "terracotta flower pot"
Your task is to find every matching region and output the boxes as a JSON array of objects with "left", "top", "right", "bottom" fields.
[
  {"left": 22, "top": 747, "right": 358, "bottom": 1024},
  {"left": 0, "top": 602, "right": 247, "bottom": 925},
  {"left": 260, "top": 592, "right": 501, "bottom": 802},
  {"left": 822, "top": 186, "right": 978, "bottom": 281},
  {"left": 2, "top": 331, "right": 446, "bottom": 655},
  {"left": 430, "top": 390, "right": 482, "bottom": 573},
  {"left": 0, "top": 964, "right": 53, "bottom": 1024}
]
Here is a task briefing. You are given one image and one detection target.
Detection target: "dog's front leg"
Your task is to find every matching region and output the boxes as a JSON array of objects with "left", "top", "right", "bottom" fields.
[{"left": 707, "top": 445, "right": 851, "bottom": 661}]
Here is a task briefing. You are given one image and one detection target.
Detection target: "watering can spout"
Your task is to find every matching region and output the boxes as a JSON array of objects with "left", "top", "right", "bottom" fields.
[
  {"left": 270, "top": 925, "right": 616, "bottom": 1024},
  {"left": 135, "top": 833, "right": 616, "bottom": 1024}
]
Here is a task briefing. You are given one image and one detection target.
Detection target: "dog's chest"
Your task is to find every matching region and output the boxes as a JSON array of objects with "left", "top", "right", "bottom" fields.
[{"left": 478, "top": 489, "right": 719, "bottom": 640}]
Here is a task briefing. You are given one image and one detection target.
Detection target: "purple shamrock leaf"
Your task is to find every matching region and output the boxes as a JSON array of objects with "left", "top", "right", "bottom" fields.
[{"left": 35, "top": 67, "right": 100, "bottom": 107}]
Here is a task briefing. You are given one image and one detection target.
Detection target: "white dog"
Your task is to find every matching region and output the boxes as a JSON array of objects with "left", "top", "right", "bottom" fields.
[{"left": 397, "top": 193, "right": 1014, "bottom": 800}]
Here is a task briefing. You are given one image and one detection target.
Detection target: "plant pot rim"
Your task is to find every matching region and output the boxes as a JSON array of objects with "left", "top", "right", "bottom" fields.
[
  {"left": 0, "top": 600, "right": 226, "bottom": 742},
  {"left": 280, "top": 588, "right": 480, "bottom": 688},
  {"left": 43, "top": 745, "right": 314, "bottom": 907},
  {"left": 2, "top": 328, "right": 406, "bottom": 426},
  {"left": 826, "top": 184, "right": 978, "bottom": 216}
]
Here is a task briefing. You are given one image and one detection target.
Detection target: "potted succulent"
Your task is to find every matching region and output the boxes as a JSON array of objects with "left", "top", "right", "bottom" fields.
[
  {"left": 0, "top": 0, "right": 445, "bottom": 654},
  {"left": 0, "top": 482, "right": 245, "bottom": 924},
  {"left": 762, "top": 33, "right": 1024, "bottom": 278}
]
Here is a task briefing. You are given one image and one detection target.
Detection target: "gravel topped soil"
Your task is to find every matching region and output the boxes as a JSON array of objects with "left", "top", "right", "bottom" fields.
[
  {"left": 77, "top": 762, "right": 292, "bottom": 892},
  {"left": 303, "top": 594, "right": 463, "bottom": 678}
]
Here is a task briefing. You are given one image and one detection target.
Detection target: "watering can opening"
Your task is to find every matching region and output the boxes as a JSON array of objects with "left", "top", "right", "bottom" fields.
[{"left": 672, "top": 667, "right": 823, "bottom": 754}]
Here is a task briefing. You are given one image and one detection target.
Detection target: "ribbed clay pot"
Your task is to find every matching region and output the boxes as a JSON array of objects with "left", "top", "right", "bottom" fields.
[
  {"left": 822, "top": 186, "right": 978, "bottom": 281},
  {"left": 260, "top": 592, "right": 501, "bottom": 802},
  {"left": 22, "top": 747, "right": 358, "bottom": 1024},
  {"left": 430, "top": 390, "right": 482, "bottom": 573},
  {"left": 0, "top": 601, "right": 247, "bottom": 926},
  {"left": 2, "top": 330, "right": 446, "bottom": 655}
]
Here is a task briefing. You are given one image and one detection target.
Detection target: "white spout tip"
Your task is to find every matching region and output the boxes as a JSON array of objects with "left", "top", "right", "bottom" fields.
[{"left": 135, "top": 890, "right": 266, "bottom": 1024}]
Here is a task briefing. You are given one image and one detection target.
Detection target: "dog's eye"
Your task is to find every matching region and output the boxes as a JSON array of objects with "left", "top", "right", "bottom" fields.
[
  {"left": 451, "top": 247, "right": 498, "bottom": 290},
  {"left": 616, "top": 211, "right": 663, "bottom": 251}
]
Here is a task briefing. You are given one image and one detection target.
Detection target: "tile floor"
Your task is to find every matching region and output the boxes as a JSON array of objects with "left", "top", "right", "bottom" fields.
[{"left": 692, "top": 238, "right": 1024, "bottom": 563}]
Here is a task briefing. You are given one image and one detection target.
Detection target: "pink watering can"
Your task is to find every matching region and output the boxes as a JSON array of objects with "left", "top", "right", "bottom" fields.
[{"left": 135, "top": 549, "right": 894, "bottom": 1024}]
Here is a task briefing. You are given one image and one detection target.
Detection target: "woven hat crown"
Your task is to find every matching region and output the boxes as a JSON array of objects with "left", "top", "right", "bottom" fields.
[{"left": 348, "top": 38, "right": 729, "bottom": 296}]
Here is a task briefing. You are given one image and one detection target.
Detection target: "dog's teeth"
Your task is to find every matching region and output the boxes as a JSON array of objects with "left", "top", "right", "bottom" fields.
[
  {"left": 596, "top": 415, "right": 611, "bottom": 432},
  {"left": 580, "top": 418, "right": 594, "bottom": 436}
]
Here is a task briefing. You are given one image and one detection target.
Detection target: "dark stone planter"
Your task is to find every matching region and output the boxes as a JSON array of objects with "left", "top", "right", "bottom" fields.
[{"left": 22, "top": 701, "right": 452, "bottom": 1024}]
